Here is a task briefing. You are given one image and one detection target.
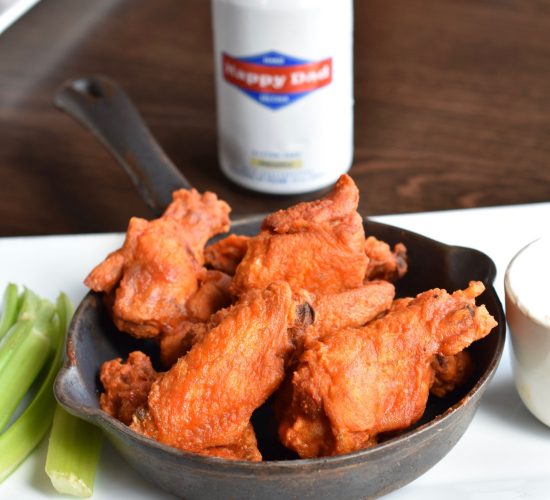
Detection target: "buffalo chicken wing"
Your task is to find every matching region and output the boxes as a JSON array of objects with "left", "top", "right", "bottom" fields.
[
  {"left": 277, "top": 281, "right": 497, "bottom": 458},
  {"left": 231, "top": 175, "right": 369, "bottom": 295},
  {"left": 86, "top": 189, "right": 230, "bottom": 338},
  {"left": 130, "top": 282, "right": 312, "bottom": 460}
]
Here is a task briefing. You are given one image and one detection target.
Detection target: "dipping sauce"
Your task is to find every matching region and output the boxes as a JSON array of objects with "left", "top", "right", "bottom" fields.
[{"left": 505, "top": 235, "right": 550, "bottom": 426}]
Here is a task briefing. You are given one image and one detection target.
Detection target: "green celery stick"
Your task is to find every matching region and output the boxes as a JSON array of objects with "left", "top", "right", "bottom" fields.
[
  {"left": 0, "top": 287, "right": 40, "bottom": 373},
  {"left": 16, "top": 287, "right": 40, "bottom": 322},
  {"left": 0, "top": 321, "right": 32, "bottom": 377},
  {"left": 46, "top": 293, "right": 103, "bottom": 497},
  {"left": 0, "top": 284, "right": 21, "bottom": 339},
  {"left": 45, "top": 406, "right": 103, "bottom": 497},
  {"left": 0, "top": 287, "right": 40, "bottom": 372},
  {"left": 0, "top": 292, "right": 68, "bottom": 483},
  {"left": 0, "top": 299, "right": 55, "bottom": 431}
]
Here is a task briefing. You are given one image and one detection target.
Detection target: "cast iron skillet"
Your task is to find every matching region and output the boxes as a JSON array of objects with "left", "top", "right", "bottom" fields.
[{"left": 53, "top": 76, "right": 506, "bottom": 500}]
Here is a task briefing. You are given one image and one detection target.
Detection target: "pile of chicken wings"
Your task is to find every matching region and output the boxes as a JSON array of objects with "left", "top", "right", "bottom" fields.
[{"left": 86, "top": 175, "right": 497, "bottom": 461}]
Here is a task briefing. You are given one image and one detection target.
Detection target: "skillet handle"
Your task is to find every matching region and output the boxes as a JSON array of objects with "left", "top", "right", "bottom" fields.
[{"left": 54, "top": 75, "right": 192, "bottom": 214}]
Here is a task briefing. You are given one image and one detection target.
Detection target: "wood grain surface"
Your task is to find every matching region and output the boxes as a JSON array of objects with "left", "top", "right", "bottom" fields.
[{"left": 1, "top": 0, "right": 549, "bottom": 236}]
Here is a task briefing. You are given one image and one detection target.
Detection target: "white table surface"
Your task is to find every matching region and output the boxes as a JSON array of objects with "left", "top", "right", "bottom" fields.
[{"left": 1, "top": 202, "right": 550, "bottom": 499}]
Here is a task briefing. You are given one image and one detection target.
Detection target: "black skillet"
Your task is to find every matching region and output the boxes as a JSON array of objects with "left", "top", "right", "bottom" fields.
[{"left": 53, "top": 76, "right": 505, "bottom": 500}]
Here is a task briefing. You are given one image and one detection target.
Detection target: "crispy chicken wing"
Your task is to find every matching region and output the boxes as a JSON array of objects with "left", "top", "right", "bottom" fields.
[
  {"left": 231, "top": 175, "right": 368, "bottom": 295},
  {"left": 85, "top": 189, "right": 230, "bottom": 338},
  {"left": 278, "top": 281, "right": 497, "bottom": 458},
  {"left": 390, "top": 297, "right": 476, "bottom": 397},
  {"left": 364, "top": 236, "right": 408, "bottom": 282},
  {"left": 99, "top": 351, "right": 158, "bottom": 425},
  {"left": 85, "top": 217, "right": 148, "bottom": 293},
  {"left": 131, "top": 282, "right": 312, "bottom": 460}
]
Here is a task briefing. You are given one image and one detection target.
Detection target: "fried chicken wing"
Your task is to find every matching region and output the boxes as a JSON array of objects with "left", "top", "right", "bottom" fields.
[
  {"left": 131, "top": 282, "right": 311, "bottom": 460},
  {"left": 85, "top": 189, "right": 230, "bottom": 338},
  {"left": 99, "top": 351, "right": 158, "bottom": 425},
  {"left": 278, "top": 281, "right": 497, "bottom": 458},
  {"left": 231, "top": 175, "right": 369, "bottom": 295},
  {"left": 390, "top": 297, "right": 476, "bottom": 397},
  {"left": 162, "top": 190, "right": 231, "bottom": 262},
  {"left": 86, "top": 217, "right": 148, "bottom": 293},
  {"left": 364, "top": 236, "right": 408, "bottom": 282}
]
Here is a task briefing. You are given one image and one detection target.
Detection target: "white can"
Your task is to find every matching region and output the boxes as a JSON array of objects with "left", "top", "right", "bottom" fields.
[{"left": 212, "top": 0, "right": 354, "bottom": 194}]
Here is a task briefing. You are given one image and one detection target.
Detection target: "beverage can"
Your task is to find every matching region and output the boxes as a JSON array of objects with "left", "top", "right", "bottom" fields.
[{"left": 212, "top": 0, "right": 354, "bottom": 194}]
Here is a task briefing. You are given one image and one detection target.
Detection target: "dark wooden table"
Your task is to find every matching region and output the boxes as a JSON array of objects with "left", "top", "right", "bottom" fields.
[{"left": 1, "top": 0, "right": 550, "bottom": 237}]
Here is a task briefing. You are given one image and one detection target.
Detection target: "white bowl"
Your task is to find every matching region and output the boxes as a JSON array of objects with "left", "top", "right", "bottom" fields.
[{"left": 505, "top": 235, "right": 550, "bottom": 427}]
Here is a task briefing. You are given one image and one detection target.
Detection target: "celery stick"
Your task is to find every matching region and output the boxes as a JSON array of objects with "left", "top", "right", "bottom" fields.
[
  {"left": 0, "top": 321, "right": 31, "bottom": 374},
  {"left": 45, "top": 406, "right": 103, "bottom": 497},
  {"left": 0, "top": 287, "right": 41, "bottom": 372},
  {"left": 0, "top": 300, "right": 55, "bottom": 431},
  {"left": 0, "top": 293, "right": 67, "bottom": 483},
  {"left": 0, "top": 296, "right": 53, "bottom": 371},
  {"left": 0, "top": 284, "right": 20, "bottom": 339},
  {"left": 46, "top": 293, "right": 103, "bottom": 497},
  {"left": 16, "top": 287, "right": 40, "bottom": 322}
]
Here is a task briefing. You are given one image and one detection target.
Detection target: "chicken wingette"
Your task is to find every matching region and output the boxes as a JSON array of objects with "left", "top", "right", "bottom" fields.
[
  {"left": 277, "top": 281, "right": 497, "bottom": 458},
  {"left": 85, "top": 189, "right": 230, "bottom": 338},
  {"left": 130, "top": 282, "right": 312, "bottom": 460}
]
